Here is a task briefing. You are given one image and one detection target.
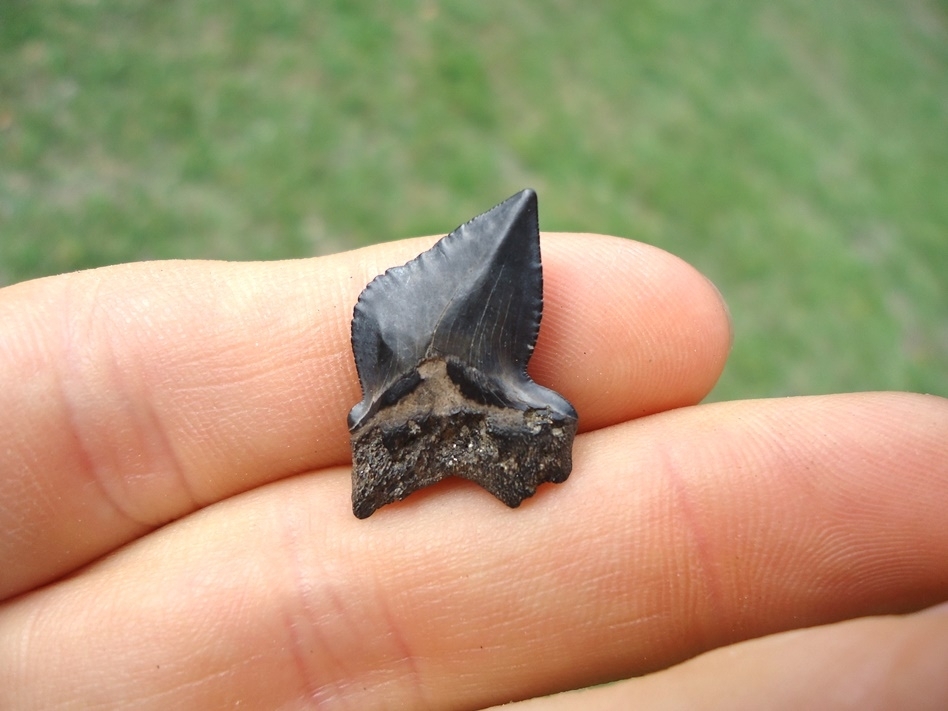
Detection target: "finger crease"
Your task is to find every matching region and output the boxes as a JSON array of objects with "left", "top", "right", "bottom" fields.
[
  {"left": 278, "top": 513, "right": 355, "bottom": 707},
  {"left": 56, "top": 365, "right": 152, "bottom": 529},
  {"left": 661, "top": 445, "right": 726, "bottom": 648},
  {"left": 372, "top": 579, "right": 429, "bottom": 708}
]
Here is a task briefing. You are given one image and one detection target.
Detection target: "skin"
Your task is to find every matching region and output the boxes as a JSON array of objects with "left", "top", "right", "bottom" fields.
[{"left": 0, "top": 233, "right": 946, "bottom": 710}]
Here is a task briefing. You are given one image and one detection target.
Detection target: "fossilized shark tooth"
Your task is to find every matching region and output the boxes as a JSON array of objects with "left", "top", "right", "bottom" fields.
[{"left": 348, "top": 189, "right": 578, "bottom": 519}]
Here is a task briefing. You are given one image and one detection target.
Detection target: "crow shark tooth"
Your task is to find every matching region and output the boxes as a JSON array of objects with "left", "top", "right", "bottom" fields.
[{"left": 348, "top": 189, "right": 578, "bottom": 519}]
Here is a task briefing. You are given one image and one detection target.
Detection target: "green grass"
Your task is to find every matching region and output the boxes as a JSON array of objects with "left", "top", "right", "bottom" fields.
[{"left": 1, "top": 0, "right": 946, "bottom": 400}]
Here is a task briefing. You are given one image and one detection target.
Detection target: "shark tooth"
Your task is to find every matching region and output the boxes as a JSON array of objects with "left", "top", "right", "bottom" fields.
[{"left": 348, "top": 189, "right": 578, "bottom": 519}]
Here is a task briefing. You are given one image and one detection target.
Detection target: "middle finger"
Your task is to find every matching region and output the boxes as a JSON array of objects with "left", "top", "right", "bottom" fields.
[{"left": 1, "top": 392, "right": 946, "bottom": 709}]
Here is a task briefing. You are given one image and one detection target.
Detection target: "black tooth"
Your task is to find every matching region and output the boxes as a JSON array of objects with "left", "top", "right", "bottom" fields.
[{"left": 347, "top": 189, "right": 578, "bottom": 518}]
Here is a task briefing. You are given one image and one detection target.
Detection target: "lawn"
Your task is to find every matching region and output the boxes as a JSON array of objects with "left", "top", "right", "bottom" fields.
[{"left": 1, "top": 0, "right": 946, "bottom": 400}]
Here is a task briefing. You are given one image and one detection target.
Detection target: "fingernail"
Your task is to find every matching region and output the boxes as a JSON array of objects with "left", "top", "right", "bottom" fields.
[{"left": 917, "top": 600, "right": 948, "bottom": 617}]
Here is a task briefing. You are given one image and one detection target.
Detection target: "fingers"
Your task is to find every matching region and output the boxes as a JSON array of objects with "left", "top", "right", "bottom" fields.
[
  {"left": 502, "top": 604, "right": 948, "bottom": 710},
  {"left": 1, "top": 393, "right": 945, "bottom": 709},
  {"left": 0, "top": 235, "right": 729, "bottom": 599}
]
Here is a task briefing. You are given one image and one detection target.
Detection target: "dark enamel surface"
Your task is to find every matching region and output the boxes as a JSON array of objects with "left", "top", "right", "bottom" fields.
[{"left": 348, "top": 189, "right": 578, "bottom": 518}]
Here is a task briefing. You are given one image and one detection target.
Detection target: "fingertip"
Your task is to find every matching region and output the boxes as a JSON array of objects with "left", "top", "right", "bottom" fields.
[{"left": 537, "top": 233, "right": 732, "bottom": 430}]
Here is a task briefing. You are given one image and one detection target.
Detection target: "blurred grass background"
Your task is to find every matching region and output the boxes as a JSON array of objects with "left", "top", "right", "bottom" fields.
[{"left": 1, "top": 0, "right": 945, "bottom": 400}]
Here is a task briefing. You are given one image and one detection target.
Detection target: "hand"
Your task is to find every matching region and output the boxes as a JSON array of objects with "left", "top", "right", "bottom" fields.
[{"left": 1, "top": 234, "right": 946, "bottom": 709}]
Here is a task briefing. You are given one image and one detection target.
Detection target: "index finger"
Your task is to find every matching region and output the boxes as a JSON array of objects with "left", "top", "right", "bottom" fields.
[{"left": 0, "top": 233, "right": 730, "bottom": 598}]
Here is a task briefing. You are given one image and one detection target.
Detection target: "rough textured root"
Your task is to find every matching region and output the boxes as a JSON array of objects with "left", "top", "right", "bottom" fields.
[{"left": 351, "top": 406, "right": 577, "bottom": 519}]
